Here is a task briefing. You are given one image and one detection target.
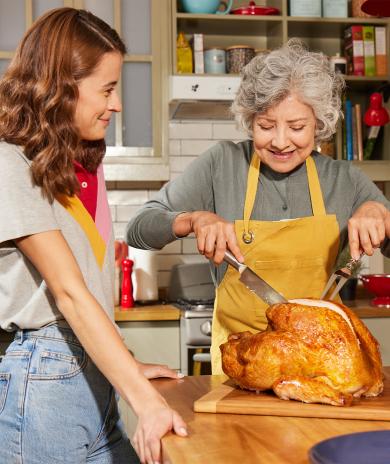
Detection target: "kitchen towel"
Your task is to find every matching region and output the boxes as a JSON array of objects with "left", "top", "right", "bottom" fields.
[{"left": 129, "top": 247, "right": 158, "bottom": 302}]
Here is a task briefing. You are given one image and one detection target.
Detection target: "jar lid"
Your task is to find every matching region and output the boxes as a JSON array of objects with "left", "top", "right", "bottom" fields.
[
  {"left": 204, "top": 47, "right": 225, "bottom": 51},
  {"left": 226, "top": 45, "right": 254, "bottom": 50}
]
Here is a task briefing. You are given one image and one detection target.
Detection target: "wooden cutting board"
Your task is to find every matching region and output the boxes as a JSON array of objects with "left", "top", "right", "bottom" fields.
[{"left": 194, "top": 371, "right": 390, "bottom": 421}]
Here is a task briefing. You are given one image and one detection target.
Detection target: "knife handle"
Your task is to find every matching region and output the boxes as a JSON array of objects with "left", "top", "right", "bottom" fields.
[{"left": 224, "top": 251, "right": 246, "bottom": 273}]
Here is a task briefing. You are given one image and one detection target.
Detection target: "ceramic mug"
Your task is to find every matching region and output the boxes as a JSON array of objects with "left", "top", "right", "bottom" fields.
[{"left": 181, "top": 0, "right": 233, "bottom": 15}]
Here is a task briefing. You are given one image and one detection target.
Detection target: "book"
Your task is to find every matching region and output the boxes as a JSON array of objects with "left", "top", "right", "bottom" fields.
[
  {"left": 362, "top": 26, "right": 376, "bottom": 76},
  {"left": 355, "top": 104, "right": 364, "bottom": 161},
  {"left": 345, "top": 100, "right": 354, "bottom": 160},
  {"left": 345, "top": 25, "right": 364, "bottom": 76},
  {"left": 375, "top": 27, "right": 387, "bottom": 76},
  {"left": 352, "top": 105, "right": 358, "bottom": 160}
]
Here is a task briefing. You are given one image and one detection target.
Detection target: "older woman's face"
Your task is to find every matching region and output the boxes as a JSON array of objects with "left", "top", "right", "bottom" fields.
[{"left": 252, "top": 94, "right": 316, "bottom": 173}]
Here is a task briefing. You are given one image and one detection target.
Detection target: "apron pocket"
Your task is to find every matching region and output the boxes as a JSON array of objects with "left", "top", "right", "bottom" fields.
[
  {"left": 255, "top": 257, "right": 324, "bottom": 270},
  {"left": 254, "top": 256, "right": 327, "bottom": 299}
]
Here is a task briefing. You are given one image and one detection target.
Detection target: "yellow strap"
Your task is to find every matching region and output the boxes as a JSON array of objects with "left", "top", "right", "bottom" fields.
[
  {"left": 243, "top": 153, "right": 261, "bottom": 235},
  {"left": 243, "top": 154, "right": 326, "bottom": 234},
  {"left": 306, "top": 156, "right": 326, "bottom": 216}
]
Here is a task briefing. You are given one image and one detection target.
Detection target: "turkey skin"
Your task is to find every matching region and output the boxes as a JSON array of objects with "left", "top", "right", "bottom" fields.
[{"left": 220, "top": 299, "right": 383, "bottom": 406}]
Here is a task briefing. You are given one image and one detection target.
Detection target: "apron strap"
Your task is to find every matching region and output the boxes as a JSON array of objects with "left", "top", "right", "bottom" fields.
[
  {"left": 243, "top": 153, "right": 260, "bottom": 241},
  {"left": 243, "top": 153, "right": 327, "bottom": 240},
  {"left": 306, "top": 156, "right": 326, "bottom": 217}
]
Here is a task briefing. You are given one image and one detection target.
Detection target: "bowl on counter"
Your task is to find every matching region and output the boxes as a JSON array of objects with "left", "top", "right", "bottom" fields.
[{"left": 359, "top": 274, "right": 390, "bottom": 308}]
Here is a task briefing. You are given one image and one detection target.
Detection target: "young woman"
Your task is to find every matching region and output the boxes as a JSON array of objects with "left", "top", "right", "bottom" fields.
[{"left": 0, "top": 8, "right": 187, "bottom": 464}]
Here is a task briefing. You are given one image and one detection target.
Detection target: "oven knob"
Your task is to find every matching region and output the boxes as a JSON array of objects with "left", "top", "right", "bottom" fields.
[{"left": 200, "top": 320, "right": 212, "bottom": 336}]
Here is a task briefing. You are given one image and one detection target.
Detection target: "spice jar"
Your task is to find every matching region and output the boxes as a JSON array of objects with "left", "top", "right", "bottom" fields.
[{"left": 226, "top": 45, "right": 255, "bottom": 74}]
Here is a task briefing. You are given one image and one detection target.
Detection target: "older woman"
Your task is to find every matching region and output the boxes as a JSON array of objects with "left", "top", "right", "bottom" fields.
[{"left": 126, "top": 40, "right": 390, "bottom": 373}]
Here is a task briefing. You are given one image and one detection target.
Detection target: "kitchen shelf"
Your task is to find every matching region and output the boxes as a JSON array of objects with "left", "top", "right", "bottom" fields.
[{"left": 171, "top": 0, "right": 390, "bottom": 171}]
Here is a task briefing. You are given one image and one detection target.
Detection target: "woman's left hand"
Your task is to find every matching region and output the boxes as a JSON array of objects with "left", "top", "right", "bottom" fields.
[
  {"left": 137, "top": 361, "right": 184, "bottom": 380},
  {"left": 348, "top": 201, "right": 390, "bottom": 259}
]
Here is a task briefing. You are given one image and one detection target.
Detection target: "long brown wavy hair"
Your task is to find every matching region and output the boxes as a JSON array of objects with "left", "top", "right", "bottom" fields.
[{"left": 0, "top": 8, "right": 126, "bottom": 201}]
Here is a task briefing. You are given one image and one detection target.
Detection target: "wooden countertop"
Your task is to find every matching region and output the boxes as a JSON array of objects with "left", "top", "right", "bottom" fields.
[
  {"left": 113, "top": 299, "right": 390, "bottom": 322},
  {"left": 153, "top": 367, "right": 390, "bottom": 464},
  {"left": 114, "top": 304, "right": 180, "bottom": 322}
]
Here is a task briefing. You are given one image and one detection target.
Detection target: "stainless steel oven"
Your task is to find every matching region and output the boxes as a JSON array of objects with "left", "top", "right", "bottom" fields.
[{"left": 169, "top": 262, "right": 214, "bottom": 375}]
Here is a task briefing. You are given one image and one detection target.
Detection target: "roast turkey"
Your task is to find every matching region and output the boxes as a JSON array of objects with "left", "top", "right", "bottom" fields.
[{"left": 220, "top": 299, "right": 383, "bottom": 406}]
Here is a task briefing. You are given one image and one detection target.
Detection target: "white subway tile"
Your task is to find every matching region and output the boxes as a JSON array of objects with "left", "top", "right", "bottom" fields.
[
  {"left": 169, "top": 140, "right": 181, "bottom": 156},
  {"left": 113, "top": 222, "right": 127, "bottom": 239},
  {"left": 109, "top": 206, "right": 116, "bottom": 222},
  {"left": 107, "top": 190, "right": 148, "bottom": 206},
  {"left": 157, "top": 271, "right": 172, "bottom": 288},
  {"left": 181, "top": 139, "right": 216, "bottom": 156},
  {"left": 169, "top": 156, "right": 197, "bottom": 173},
  {"left": 158, "top": 240, "right": 182, "bottom": 254},
  {"left": 116, "top": 205, "right": 143, "bottom": 222},
  {"left": 169, "top": 122, "right": 212, "bottom": 139},
  {"left": 212, "top": 122, "right": 246, "bottom": 140}
]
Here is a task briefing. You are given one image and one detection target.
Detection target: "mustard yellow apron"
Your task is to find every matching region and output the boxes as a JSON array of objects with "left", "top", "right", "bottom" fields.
[{"left": 211, "top": 154, "right": 340, "bottom": 374}]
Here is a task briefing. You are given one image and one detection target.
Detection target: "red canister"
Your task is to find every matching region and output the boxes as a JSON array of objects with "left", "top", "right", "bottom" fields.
[{"left": 121, "top": 258, "right": 134, "bottom": 309}]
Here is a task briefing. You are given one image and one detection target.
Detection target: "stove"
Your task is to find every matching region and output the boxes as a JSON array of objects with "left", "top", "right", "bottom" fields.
[{"left": 169, "top": 263, "right": 215, "bottom": 374}]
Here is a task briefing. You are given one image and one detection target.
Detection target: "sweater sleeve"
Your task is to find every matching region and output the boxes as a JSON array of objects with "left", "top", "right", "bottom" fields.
[
  {"left": 349, "top": 163, "right": 390, "bottom": 257},
  {"left": 126, "top": 143, "right": 220, "bottom": 250}
]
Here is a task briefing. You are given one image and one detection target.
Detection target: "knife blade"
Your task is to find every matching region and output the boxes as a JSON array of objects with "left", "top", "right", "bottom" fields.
[{"left": 223, "top": 251, "right": 288, "bottom": 306}]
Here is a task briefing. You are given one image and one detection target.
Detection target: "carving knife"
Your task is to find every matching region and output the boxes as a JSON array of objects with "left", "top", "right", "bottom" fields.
[{"left": 223, "top": 251, "right": 288, "bottom": 306}]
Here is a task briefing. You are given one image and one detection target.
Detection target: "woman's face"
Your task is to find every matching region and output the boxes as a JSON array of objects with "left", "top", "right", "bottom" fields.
[
  {"left": 252, "top": 94, "right": 317, "bottom": 173},
  {"left": 74, "top": 52, "right": 123, "bottom": 141}
]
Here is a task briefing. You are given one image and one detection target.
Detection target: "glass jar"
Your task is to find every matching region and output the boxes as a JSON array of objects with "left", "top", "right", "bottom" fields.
[{"left": 226, "top": 45, "right": 255, "bottom": 74}]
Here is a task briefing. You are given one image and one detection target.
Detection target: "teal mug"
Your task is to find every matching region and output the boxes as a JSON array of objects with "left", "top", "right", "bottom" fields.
[{"left": 181, "top": 0, "right": 233, "bottom": 14}]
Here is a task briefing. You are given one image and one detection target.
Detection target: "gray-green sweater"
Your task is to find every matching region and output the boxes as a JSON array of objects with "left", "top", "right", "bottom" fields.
[{"left": 126, "top": 140, "right": 390, "bottom": 284}]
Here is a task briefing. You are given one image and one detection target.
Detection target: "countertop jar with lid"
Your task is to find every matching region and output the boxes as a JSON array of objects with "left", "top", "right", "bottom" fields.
[{"left": 226, "top": 45, "right": 255, "bottom": 74}]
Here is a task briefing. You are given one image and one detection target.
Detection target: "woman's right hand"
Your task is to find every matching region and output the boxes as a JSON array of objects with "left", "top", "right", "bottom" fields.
[
  {"left": 173, "top": 211, "right": 244, "bottom": 265},
  {"left": 133, "top": 396, "right": 187, "bottom": 464}
]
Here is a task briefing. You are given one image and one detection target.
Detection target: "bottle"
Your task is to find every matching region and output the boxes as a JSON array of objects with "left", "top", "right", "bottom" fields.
[
  {"left": 176, "top": 32, "right": 193, "bottom": 74},
  {"left": 121, "top": 258, "right": 134, "bottom": 309}
]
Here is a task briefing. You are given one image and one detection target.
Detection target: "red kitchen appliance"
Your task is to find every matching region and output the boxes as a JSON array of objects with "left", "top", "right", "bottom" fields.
[{"left": 231, "top": 1, "right": 280, "bottom": 15}]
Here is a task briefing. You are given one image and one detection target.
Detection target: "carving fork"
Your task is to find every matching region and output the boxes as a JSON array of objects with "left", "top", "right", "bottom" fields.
[{"left": 321, "top": 255, "right": 363, "bottom": 300}]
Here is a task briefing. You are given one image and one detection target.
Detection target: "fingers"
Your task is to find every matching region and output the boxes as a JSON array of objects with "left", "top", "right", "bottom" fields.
[
  {"left": 192, "top": 211, "right": 244, "bottom": 265},
  {"left": 348, "top": 203, "right": 389, "bottom": 259},
  {"left": 172, "top": 411, "right": 188, "bottom": 437},
  {"left": 132, "top": 432, "right": 145, "bottom": 464}
]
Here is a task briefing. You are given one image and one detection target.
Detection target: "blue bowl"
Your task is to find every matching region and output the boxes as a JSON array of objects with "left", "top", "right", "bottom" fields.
[{"left": 309, "top": 430, "right": 390, "bottom": 464}]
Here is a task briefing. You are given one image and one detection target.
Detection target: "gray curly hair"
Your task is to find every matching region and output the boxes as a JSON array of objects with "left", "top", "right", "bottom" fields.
[{"left": 231, "top": 39, "right": 345, "bottom": 142}]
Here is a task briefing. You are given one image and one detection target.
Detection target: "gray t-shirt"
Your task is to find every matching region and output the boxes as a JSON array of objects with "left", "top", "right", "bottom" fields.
[
  {"left": 0, "top": 142, "right": 115, "bottom": 331},
  {"left": 126, "top": 140, "right": 390, "bottom": 284}
]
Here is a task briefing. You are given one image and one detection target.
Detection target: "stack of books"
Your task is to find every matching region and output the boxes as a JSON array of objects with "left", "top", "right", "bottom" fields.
[{"left": 344, "top": 25, "right": 387, "bottom": 76}]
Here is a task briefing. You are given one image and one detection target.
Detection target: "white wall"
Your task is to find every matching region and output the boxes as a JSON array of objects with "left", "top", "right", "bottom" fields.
[{"left": 108, "top": 120, "right": 246, "bottom": 290}]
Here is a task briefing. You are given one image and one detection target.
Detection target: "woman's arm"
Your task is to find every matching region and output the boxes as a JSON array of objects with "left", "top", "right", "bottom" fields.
[{"left": 16, "top": 230, "right": 187, "bottom": 464}]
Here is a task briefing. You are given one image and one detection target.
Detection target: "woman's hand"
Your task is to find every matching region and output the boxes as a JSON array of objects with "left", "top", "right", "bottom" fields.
[
  {"left": 348, "top": 201, "right": 390, "bottom": 259},
  {"left": 173, "top": 211, "right": 244, "bottom": 265},
  {"left": 133, "top": 396, "right": 187, "bottom": 464},
  {"left": 137, "top": 361, "right": 184, "bottom": 380}
]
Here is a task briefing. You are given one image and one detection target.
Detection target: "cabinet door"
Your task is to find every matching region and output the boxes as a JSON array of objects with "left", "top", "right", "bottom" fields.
[{"left": 119, "top": 321, "right": 180, "bottom": 369}]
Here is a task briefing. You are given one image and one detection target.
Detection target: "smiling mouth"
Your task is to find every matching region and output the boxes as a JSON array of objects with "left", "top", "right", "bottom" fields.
[{"left": 271, "top": 150, "right": 295, "bottom": 157}]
